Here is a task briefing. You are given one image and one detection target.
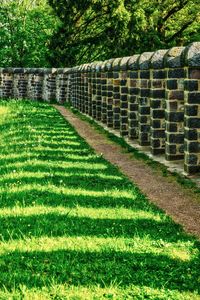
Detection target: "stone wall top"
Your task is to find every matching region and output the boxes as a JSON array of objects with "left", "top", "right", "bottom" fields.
[
  {"left": 112, "top": 58, "right": 122, "bottom": 71},
  {"left": 182, "top": 42, "right": 200, "bottom": 67},
  {"left": 119, "top": 56, "right": 132, "bottom": 71},
  {"left": 0, "top": 67, "right": 14, "bottom": 73},
  {"left": 1, "top": 42, "right": 200, "bottom": 75},
  {"left": 105, "top": 59, "right": 115, "bottom": 71},
  {"left": 164, "top": 46, "right": 185, "bottom": 68},
  {"left": 150, "top": 50, "right": 168, "bottom": 69},
  {"left": 56, "top": 68, "right": 70, "bottom": 74},
  {"left": 127, "top": 55, "right": 140, "bottom": 70},
  {"left": 138, "top": 52, "right": 154, "bottom": 69}
]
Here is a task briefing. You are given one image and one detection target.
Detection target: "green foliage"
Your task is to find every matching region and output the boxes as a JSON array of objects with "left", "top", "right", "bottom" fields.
[
  {"left": 0, "top": 0, "right": 60, "bottom": 67},
  {"left": 0, "top": 100, "right": 199, "bottom": 299},
  {"left": 48, "top": 0, "right": 200, "bottom": 66}
]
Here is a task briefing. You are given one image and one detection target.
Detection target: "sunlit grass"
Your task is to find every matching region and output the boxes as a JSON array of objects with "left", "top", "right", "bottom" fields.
[
  {"left": 0, "top": 205, "right": 161, "bottom": 221},
  {"left": 0, "top": 153, "right": 102, "bottom": 164},
  {"left": 1, "top": 184, "right": 135, "bottom": 199},
  {"left": 0, "top": 235, "right": 196, "bottom": 261},
  {"left": 3, "top": 160, "right": 108, "bottom": 171},
  {"left": 0, "top": 100, "right": 199, "bottom": 299},
  {"left": 0, "top": 284, "right": 199, "bottom": 300},
  {"left": 0, "top": 170, "right": 123, "bottom": 182}
]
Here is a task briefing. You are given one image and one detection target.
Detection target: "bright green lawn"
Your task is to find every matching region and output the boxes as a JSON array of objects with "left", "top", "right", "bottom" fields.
[{"left": 0, "top": 100, "right": 199, "bottom": 300}]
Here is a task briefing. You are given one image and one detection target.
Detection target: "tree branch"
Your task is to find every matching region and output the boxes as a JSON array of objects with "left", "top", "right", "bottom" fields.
[
  {"left": 166, "top": 19, "right": 195, "bottom": 42},
  {"left": 158, "top": 0, "right": 189, "bottom": 32}
]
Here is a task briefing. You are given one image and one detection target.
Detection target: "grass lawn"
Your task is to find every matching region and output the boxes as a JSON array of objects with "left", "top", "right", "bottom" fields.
[{"left": 0, "top": 100, "right": 199, "bottom": 299}]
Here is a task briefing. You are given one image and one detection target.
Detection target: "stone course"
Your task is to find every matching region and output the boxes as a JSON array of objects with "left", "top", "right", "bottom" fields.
[{"left": 0, "top": 42, "right": 200, "bottom": 174}]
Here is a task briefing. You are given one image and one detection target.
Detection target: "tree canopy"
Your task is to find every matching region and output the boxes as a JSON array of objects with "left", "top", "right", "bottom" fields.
[
  {"left": 0, "top": 0, "right": 199, "bottom": 67},
  {"left": 48, "top": 0, "right": 200, "bottom": 67},
  {"left": 0, "top": 0, "right": 59, "bottom": 67}
]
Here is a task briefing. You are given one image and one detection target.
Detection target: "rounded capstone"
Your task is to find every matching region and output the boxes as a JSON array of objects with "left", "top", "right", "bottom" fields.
[
  {"left": 25, "top": 68, "right": 35, "bottom": 74},
  {"left": 2, "top": 67, "right": 14, "bottom": 73},
  {"left": 119, "top": 56, "right": 132, "bottom": 71},
  {"left": 182, "top": 42, "right": 200, "bottom": 67},
  {"left": 91, "top": 62, "right": 98, "bottom": 72},
  {"left": 91, "top": 63, "right": 96, "bottom": 71},
  {"left": 72, "top": 66, "right": 79, "bottom": 73},
  {"left": 64, "top": 68, "right": 71, "bottom": 74},
  {"left": 43, "top": 68, "right": 52, "bottom": 74},
  {"left": 78, "top": 65, "right": 82, "bottom": 71},
  {"left": 31, "top": 68, "right": 39, "bottom": 74},
  {"left": 56, "top": 68, "right": 65, "bottom": 74},
  {"left": 164, "top": 47, "right": 185, "bottom": 68},
  {"left": 127, "top": 55, "right": 140, "bottom": 70},
  {"left": 100, "top": 61, "right": 108, "bottom": 72},
  {"left": 97, "top": 61, "right": 104, "bottom": 72},
  {"left": 40, "top": 68, "right": 48, "bottom": 75},
  {"left": 82, "top": 64, "right": 88, "bottom": 71},
  {"left": 105, "top": 59, "right": 115, "bottom": 71},
  {"left": 82, "top": 64, "right": 89, "bottom": 72},
  {"left": 86, "top": 63, "right": 93, "bottom": 72},
  {"left": 60, "top": 68, "right": 70, "bottom": 74},
  {"left": 150, "top": 50, "right": 168, "bottom": 69},
  {"left": 78, "top": 65, "right": 83, "bottom": 72},
  {"left": 95, "top": 61, "right": 103, "bottom": 72},
  {"left": 13, "top": 68, "right": 24, "bottom": 74},
  {"left": 138, "top": 52, "right": 154, "bottom": 69},
  {"left": 112, "top": 58, "right": 122, "bottom": 71},
  {"left": 24, "top": 68, "right": 30, "bottom": 74},
  {"left": 74, "top": 66, "right": 79, "bottom": 72},
  {"left": 51, "top": 68, "right": 57, "bottom": 74}
]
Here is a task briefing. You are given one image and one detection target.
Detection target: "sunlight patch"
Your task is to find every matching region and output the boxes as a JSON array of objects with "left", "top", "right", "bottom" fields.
[
  {"left": 0, "top": 106, "right": 10, "bottom": 123},
  {"left": 1, "top": 184, "right": 135, "bottom": 199},
  {"left": 0, "top": 283, "right": 199, "bottom": 300},
  {"left": 0, "top": 171, "right": 123, "bottom": 184},
  {"left": 3, "top": 160, "right": 108, "bottom": 171},
  {"left": 0, "top": 205, "right": 161, "bottom": 221},
  {"left": 0, "top": 236, "right": 196, "bottom": 262},
  {"left": 0, "top": 153, "right": 100, "bottom": 162},
  {"left": 0, "top": 106, "right": 9, "bottom": 115},
  {"left": 0, "top": 171, "right": 123, "bottom": 182}
]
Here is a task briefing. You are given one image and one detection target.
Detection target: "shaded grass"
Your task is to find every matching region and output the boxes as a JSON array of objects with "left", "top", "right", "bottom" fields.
[{"left": 0, "top": 100, "right": 199, "bottom": 299}]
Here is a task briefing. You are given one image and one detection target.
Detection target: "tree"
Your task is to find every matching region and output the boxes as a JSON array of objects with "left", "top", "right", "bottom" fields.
[
  {"left": 48, "top": 0, "right": 200, "bottom": 67},
  {"left": 0, "top": 0, "right": 60, "bottom": 67}
]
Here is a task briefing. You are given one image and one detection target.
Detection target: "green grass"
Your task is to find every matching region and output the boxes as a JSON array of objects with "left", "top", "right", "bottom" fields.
[{"left": 0, "top": 100, "right": 199, "bottom": 300}]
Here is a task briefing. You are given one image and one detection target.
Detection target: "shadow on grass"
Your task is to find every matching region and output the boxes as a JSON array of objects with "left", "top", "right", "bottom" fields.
[
  {"left": 0, "top": 213, "right": 185, "bottom": 242},
  {"left": 0, "top": 188, "right": 150, "bottom": 210},
  {"left": 0, "top": 249, "right": 199, "bottom": 293},
  {"left": 0, "top": 149, "right": 104, "bottom": 164},
  {"left": 0, "top": 173, "right": 123, "bottom": 190}
]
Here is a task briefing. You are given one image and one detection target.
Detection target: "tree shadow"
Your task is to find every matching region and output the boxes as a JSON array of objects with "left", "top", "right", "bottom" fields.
[
  {"left": 0, "top": 153, "right": 102, "bottom": 165},
  {"left": 0, "top": 249, "right": 199, "bottom": 293},
  {"left": 0, "top": 188, "right": 147, "bottom": 210},
  {"left": 1, "top": 164, "right": 108, "bottom": 177},
  {"left": 0, "top": 213, "right": 186, "bottom": 243},
  {"left": 0, "top": 173, "right": 123, "bottom": 189}
]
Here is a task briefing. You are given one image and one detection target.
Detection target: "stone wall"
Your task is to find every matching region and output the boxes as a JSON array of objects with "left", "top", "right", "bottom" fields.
[{"left": 0, "top": 42, "right": 199, "bottom": 174}]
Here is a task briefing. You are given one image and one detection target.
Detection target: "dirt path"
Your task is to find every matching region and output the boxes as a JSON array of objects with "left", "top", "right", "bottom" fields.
[{"left": 54, "top": 105, "right": 200, "bottom": 239}]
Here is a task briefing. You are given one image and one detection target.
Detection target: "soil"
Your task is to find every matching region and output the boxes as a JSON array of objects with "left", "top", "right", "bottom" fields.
[{"left": 54, "top": 105, "right": 200, "bottom": 239}]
